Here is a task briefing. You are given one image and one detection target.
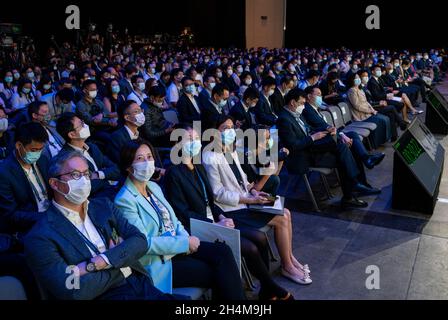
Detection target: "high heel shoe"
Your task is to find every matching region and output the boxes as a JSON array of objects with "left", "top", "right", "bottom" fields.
[{"left": 281, "top": 268, "right": 313, "bottom": 285}]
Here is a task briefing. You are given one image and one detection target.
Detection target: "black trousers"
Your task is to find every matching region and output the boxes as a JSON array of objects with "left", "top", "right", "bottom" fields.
[
  {"left": 172, "top": 241, "right": 246, "bottom": 300},
  {"left": 377, "top": 105, "right": 403, "bottom": 140},
  {"left": 343, "top": 132, "right": 369, "bottom": 186}
]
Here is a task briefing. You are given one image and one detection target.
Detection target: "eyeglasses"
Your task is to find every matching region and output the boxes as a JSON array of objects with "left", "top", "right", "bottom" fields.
[
  {"left": 56, "top": 170, "right": 91, "bottom": 180},
  {"left": 73, "top": 120, "right": 85, "bottom": 131}
]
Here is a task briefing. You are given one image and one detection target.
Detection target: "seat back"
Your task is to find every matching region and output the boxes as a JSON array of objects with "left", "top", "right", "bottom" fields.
[
  {"left": 337, "top": 102, "right": 354, "bottom": 125},
  {"left": 327, "top": 106, "right": 345, "bottom": 129},
  {"left": 320, "top": 110, "right": 335, "bottom": 127},
  {"left": 0, "top": 276, "right": 27, "bottom": 300}
]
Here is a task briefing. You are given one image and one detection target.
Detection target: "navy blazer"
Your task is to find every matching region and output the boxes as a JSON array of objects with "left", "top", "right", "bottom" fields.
[
  {"left": 198, "top": 88, "right": 211, "bottom": 109},
  {"left": 119, "top": 78, "right": 133, "bottom": 99},
  {"left": 60, "top": 142, "right": 121, "bottom": 195},
  {"left": 176, "top": 93, "right": 202, "bottom": 125},
  {"left": 200, "top": 99, "right": 223, "bottom": 131},
  {"left": 0, "top": 152, "right": 50, "bottom": 234},
  {"left": 269, "top": 87, "right": 286, "bottom": 116},
  {"left": 24, "top": 198, "right": 150, "bottom": 300},
  {"left": 302, "top": 103, "right": 330, "bottom": 128},
  {"left": 229, "top": 102, "right": 254, "bottom": 131},
  {"left": 164, "top": 164, "right": 220, "bottom": 231},
  {"left": 367, "top": 77, "right": 388, "bottom": 101},
  {"left": 254, "top": 94, "right": 277, "bottom": 126},
  {"left": 106, "top": 126, "right": 130, "bottom": 165}
]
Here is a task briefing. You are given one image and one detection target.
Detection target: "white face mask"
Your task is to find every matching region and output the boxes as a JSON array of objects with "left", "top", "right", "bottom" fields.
[
  {"left": 88, "top": 90, "right": 97, "bottom": 99},
  {"left": 56, "top": 176, "right": 91, "bottom": 205},
  {"left": 0, "top": 118, "right": 8, "bottom": 132},
  {"left": 132, "top": 160, "right": 155, "bottom": 182},
  {"left": 295, "top": 104, "right": 305, "bottom": 115},
  {"left": 132, "top": 112, "right": 146, "bottom": 127},
  {"left": 245, "top": 79, "right": 252, "bottom": 85},
  {"left": 267, "top": 89, "right": 275, "bottom": 96},
  {"left": 76, "top": 123, "right": 90, "bottom": 140}
]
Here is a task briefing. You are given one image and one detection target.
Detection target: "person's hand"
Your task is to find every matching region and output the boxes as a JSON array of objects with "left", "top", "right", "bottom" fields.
[
  {"left": 386, "top": 93, "right": 394, "bottom": 100},
  {"left": 280, "top": 147, "right": 289, "bottom": 156},
  {"left": 90, "top": 255, "right": 108, "bottom": 271},
  {"left": 188, "top": 236, "right": 200, "bottom": 254},
  {"left": 217, "top": 218, "right": 235, "bottom": 229},
  {"left": 327, "top": 126, "right": 337, "bottom": 136},
  {"left": 247, "top": 194, "right": 270, "bottom": 205},
  {"left": 380, "top": 100, "right": 387, "bottom": 107},
  {"left": 311, "top": 131, "right": 328, "bottom": 141},
  {"left": 340, "top": 134, "right": 353, "bottom": 147},
  {"left": 392, "top": 90, "right": 399, "bottom": 95}
]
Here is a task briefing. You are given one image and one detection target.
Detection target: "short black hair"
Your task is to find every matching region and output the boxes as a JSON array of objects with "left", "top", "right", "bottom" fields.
[
  {"left": 118, "top": 100, "right": 137, "bottom": 121},
  {"left": 15, "top": 122, "right": 48, "bottom": 146},
  {"left": 82, "top": 79, "right": 97, "bottom": 90},
  {"left": 131, "top": 74, "right": 143, "bottom": 84},
  {"left": 305, "top": 70, "right": 320, "bottom": 80},
  {"left": 211, "top": 83, "right": 229, "bottom": 97},
  {"left": 261, "top": 77, "right": 276, "bottom": 88},
  {"left": 27, "top": 101, "right": 48, "bottom": 119},
  {"left": 56, "top": 88, "right": 75, "bottom": 102},
  {"left": 119, "top": 140, "right": 156, "bottom": 175},
  {"left": 285, "top": 88, "right": 306, "bottom": 105},
  {"left": 56, "top": 112, "right": 77, "bottom": 142},
  {"left": 243, "top": 87, "right": 259, "bottom": 101},
  {"left": 280, "top": 75, "right": 294, "bottom": 85},
  {"left": 304, "top": 85, "right": 319, "bottom": 96},
  {"left": 181, "top": 76, "right": 194, "bottom": 87},
  {"left": 125, "top": 64, "right": 138, "bottom": 76},
  {"left": 214, "top": 114, "right": 235, "bottom": 129},
  {"left": 148, "top": 85, "right": 166, "bottom": 99}
]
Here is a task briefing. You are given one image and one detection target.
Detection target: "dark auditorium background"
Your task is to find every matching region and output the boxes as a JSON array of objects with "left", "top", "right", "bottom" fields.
[{"left": 0, "top": 0, "right": 446, "bottom": 50}]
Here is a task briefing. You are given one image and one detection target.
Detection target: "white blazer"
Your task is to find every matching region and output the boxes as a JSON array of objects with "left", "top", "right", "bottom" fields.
[{"left": 202, "top": 150, "right": 251, "bottom": 212}]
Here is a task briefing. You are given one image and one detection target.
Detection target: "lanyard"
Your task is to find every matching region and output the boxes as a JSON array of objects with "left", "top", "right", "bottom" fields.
[
  {"left": 144, "top": 192, "right": 164, "bottom": 235},
  {"left": 132, "top": 90, "right": 144, "bottom": 104},
  {"left": 72, "top": 223, "right": 106, "bottom": 256},
  {"left": 24, "top": 165, "right": 47, "bottom": 203},
  {"left": 194, "top": 167, "right": 209, "bottom": 206}
]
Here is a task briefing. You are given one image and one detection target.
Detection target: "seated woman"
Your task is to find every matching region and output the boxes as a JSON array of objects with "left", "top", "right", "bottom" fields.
[
  {"left": 164, "top": 124, "right": 294, "bottom": 300},
  {"left": 238, "top": 125, "right": 289, "bottom": 197},
  {"left": 102, "top": 79, "right": 124, "bottom": 119},
  {"left": 114, "top": 139, "right": 245, "bottom": 300},
  {"left": 348, "top": 73, "right": 399, "bottom": 144},
  {"left": 202, "top": 115, "right": 312, "bottom": 286}
]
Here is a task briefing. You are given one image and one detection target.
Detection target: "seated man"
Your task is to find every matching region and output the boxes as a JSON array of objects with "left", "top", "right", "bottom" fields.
[
  {"left": 56, "top": 113, "right": 121, "bottom": 200},
  {"left": 140, "top": 86, "right": 175, "bottom": 147},
  {"left": 201, "top": 83, "right": 230, "bottom": 131},
  {"left": 277, "top": 88, "right": 378, "bottom": 209},
  {"left": 75, "top": 80, "right": 118, "bottom": 143},
  {"left": 28, "top": 101, "right": 65, "bottom": 158},
  {"left": 319, "top": 71, "right": 346, "bottom": 106},
  {"left": 254, "top": 77, "right": 278, "bottom": 126},
  {"left": 270, "top": 75, "right": 295, "bottom": 116},
  {"left": 40, "top": 88, "right": 75, "bottom": 123},
  {"left": 0, "top": 122, "right": 50, "bottom": 235},
  {"left": 24, "top": 151, "right": 176, "bottom": 300},
  {"left": 177, "top": 77, "right": 202, "bottom": 125},
  {"left": 230, "top": 86, "right": 258, "bottom": 131},
  {"left": 302, "top": 87, "right": 384, "bottom": 190},
  {"left": 127, "top": 75, "right": 147, "bottom": 106}
]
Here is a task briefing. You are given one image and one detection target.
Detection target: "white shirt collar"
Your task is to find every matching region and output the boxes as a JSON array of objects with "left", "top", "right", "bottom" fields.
[
  {"left": 124, "top": 125, "right": 139, "bottom": 140},
  {"left": 69, "top": 143, "right": 89, "bottom": 152},
  {"left": 53, "top": 199, "right": 89, "bottom": 227}
]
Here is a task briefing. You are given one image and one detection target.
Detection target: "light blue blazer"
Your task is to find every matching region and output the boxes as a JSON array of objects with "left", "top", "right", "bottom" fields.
[{"left": 114, "top": 178, "right": 190, "bottom": 294}]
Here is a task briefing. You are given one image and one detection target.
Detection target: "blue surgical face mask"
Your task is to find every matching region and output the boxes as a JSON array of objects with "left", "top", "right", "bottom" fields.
[
  {"left": 182, "top": 140, "right": 202, "bottom": 157},
  {"left": 315, "top": 95, "right": 323, "bottom": 107},
  {"left": 267, "top": 138, "right": 274, "bottom": 150},
  {"left": 354, "top": 78, "right": 362, "bottom": 86},
  {"left": 218, "top": 99, "right": 227, "bottom": 108},
  {"left": 4, "top": 76, "right": 13, "bottom": 83},
  {"left": 185, "top": 84, "right": 196, "bottom": 95},
  {"left": 20, "top": 145, "right": 42, "bottom": 164},
  {"left": 374, "top": 70, "right": 382, "bottom": 78},
  {"left": 111, "top": 85, "right": 120, "bottom": 94},
  {"left": 22, "top": 87, "right": 31, "bottom": 94},
  {"left": 221, "top": 129, "right": 236, "bottom": 146}
]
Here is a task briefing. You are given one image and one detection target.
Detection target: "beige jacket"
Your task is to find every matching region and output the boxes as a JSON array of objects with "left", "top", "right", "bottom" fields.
[{"left": 347, "top": 87, "right": 376, "bottom": 121}]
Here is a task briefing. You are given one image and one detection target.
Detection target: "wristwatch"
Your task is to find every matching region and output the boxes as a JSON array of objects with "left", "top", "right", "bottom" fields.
[{"left": 86, "top": 259, "right": 97, "bottom": 273}]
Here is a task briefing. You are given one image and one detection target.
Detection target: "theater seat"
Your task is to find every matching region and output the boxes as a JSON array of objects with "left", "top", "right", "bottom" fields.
[
  {"left": 172, "top": 287, "right": 210, "bottom": 300},
  {"left": 0, "top": 276, "right": 27, "bottom": 300}
]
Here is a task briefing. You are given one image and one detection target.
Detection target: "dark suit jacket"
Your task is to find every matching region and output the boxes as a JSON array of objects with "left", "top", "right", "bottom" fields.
[
  {"left": 302, "top": 103, "right": 329, "bottom": 129},
  {"left": 176, "top": 93, "right": 202, "bottom": 125},
  {"left": 24, "top": 198, "right": 150, "bottom": 300},
  {"left": 269, "top": 87, "right": 286, "bottom": 116},
  {"left": 277, "top": 109, "right": 327, "bottom": 175},
  {"left": 229, "top": 102, "right": 254, "bottom": 131},
  {"left": 60, "top": 142, "right": 121, "bottom": 195},
  {"left": 119, "top": 78, "right": 133, "bottom": 99},
  {"left": 200, "top": 99, "right": 223, "bottom": 131},
  {"left": 0, "top": 152, "right": 50, "bottom": 234},
  {"left": 367, "top": 77, "right": 388, "bottom": 101},
  {"left": 106, "top": 126, "right": 131, "bottom": 164},
  {"left": 198, "top": 88, "right": 211, "bottom": 109},
  {"left": 254, "top": 94, "right": 277, "bottom": 126},
  {"left": 164, "top": 164, "right": 219, "bottom": 231}
]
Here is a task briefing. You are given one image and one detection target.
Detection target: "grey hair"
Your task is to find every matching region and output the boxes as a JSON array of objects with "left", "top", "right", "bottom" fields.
[{"left": 48, "top": 151, "right": 88, "bottom": 178}]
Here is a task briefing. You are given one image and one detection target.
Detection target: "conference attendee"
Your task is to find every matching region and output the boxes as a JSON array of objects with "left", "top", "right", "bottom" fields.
[
  {"left": 140, "top": 86, "right": 175, "bottom": 147},
  {"left": 56, "top": 113, "right": 121, "bottom": 199},
  {"left": 0, "top": 122, "right": 50, "bottom": 235},
  {"left": 230, "top": 87, "right": 258, "bottom": 131},
  {"left": 24, "top": 151, "right": 176, "bottom": 300},
  {"left": 11, "top": 79, "right": 35, "bottom": 113},
  {"left": 103, "top": 79, "right": 125, "bottom": 117},
  {"left": 114, "top": 140, "right": 246, "bottom": 299},
  {"left": 164, "top": 125, "right": 294, "bottom": 300},
  {"left": 127, "top": 75, "right": 148, "bottom": 106},
  {"left": 270, "top": 76, "right": 295, "bottom": 116},
  {"left": 119, "top": 64, "right": 138, "bottom": 98},
  {"left": 28, "top": 101, "right": 65, "bottom": 158},
  {"left": 0, "top": 71, "right": 17, "bottom": 110},
  {"left": 319, "top": 71, "right": 346, "bottom": 105},
  {"left": 277, "top": 88, "right": 377, "bottom": 209},
  {"left": 36, "top": 76, "right": 55, "bottom": 100},
  {"left": 201, "top": 83, "right": 230, "bottom": 131},
  {"left": 360, "top": 70, "right": 406, "bottom": 141},
  {"left": 254, "top": 77, "right": 278, "bottom": 126},
  {"left": 202, "top": 115, "right": 312, "bottom": 285},
  {"left": 0, "top": 105, "right": 13, "bottom": 160},
  {"left": 76, "top": 79, "right": 118, "bottom": 141},
  {"left": 41, "top": 88, "right": 75, "bottom": 122},
  {"left": 177, "top": 77, "right": 202, "bottom": 125},
  {"left": 198, "top": 74, "right": 216, "bottom": 108},
  {"left": 298, "top": 70, "right": 320, "bottom": 90},
  {"left": 166, "top": 68, "right": 184, "bottom": 108}
]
